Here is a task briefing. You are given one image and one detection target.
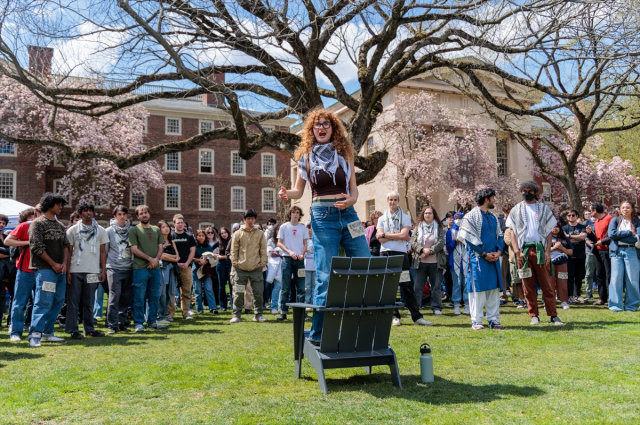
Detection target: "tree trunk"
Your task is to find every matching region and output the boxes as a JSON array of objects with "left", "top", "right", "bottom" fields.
[{"left": 557, "top": 164, "right": 584, "bottom": 216}]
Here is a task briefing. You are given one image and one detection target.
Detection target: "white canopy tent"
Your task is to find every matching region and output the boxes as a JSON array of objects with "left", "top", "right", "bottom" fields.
[{"left": 0, "top": 198, "right": 33, "bottom": 229}]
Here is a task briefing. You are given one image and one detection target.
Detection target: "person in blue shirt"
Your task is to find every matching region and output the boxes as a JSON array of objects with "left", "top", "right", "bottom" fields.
[{"left": 457, "top": 188, "right": 505, "bottom": 330}]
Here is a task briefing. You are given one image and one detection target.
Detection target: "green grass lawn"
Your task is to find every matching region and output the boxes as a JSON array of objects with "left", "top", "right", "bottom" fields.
[{"left": 1, "top": 299, "right": 639, "bottom": 425}]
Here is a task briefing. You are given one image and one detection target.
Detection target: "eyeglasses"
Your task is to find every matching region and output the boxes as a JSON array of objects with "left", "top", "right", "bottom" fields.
[
  {"left": 567, "top": 214, "right": 576, "bottom": 217},
  {"left": 206, "top": 232, "right": 214, "bottom": 234},
  {"left": 313, "top": 121, "right": 332, "bottom": 129}
]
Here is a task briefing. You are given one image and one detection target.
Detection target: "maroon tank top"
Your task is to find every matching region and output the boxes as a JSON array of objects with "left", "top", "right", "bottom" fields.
[{"left": 309, "top": 166, "right": 347, "bottom": 198}]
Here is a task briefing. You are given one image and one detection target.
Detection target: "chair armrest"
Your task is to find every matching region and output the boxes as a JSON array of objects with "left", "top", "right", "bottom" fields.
[{"left": 286, "top": 302, "right": 323, "bottom": 309}]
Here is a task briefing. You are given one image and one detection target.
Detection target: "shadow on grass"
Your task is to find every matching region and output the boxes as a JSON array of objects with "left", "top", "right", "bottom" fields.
[
  {"left": 310, "top": 374, "right": 545, "bottom": 403},
  {"left": 0, "top": 351, "right": 45, "bottom": 368}
]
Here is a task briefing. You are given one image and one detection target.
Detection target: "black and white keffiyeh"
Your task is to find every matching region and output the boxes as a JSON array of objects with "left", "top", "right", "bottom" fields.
[
  {"left": 458, "top": 207, "right": 502, "bottom": 247},
  {"left": 110, "top": 218, "right": 132, "bottom": 260},
  {"left": 418, "top": 220, "right": 438, "bottom": 245},
  {"left": 298, "top": 143, "right": 351, "bottom": 195},
  {"left": 384, "top": 206, "right": 405, "bottom": 233},
  {"left": 76, "top": 219, "right": 99, "bottom": 264},
  {"left": 505, "top": 201, "right": 556, "bottom": 250}
]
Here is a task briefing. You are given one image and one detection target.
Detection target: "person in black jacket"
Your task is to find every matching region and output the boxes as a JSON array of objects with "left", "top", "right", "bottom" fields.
[{"left": 0, "top": 214, "right": 12, "bottom": 327}]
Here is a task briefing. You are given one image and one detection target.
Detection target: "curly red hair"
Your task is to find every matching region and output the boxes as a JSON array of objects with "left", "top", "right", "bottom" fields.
[{"left": 294, "top": 109, "right": 354, "bottom": 162}]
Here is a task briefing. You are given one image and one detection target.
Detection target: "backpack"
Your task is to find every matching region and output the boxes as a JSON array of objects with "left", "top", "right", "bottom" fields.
[{"left": 9, "top": 246, "right": 21, "bottom": 263}]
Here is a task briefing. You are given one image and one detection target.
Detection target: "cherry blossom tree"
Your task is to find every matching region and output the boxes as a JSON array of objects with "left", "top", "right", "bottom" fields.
[
  {"left": 0, "top": 76, "right": 165, "bottom": 206},
  {"left": 529, "top": 131, "right": 640, "bottom": 214},
  {"left": 375, "top": 92, "right": 519, "bottom": 216}
]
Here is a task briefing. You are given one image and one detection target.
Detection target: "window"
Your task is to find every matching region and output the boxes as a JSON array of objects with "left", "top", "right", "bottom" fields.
[
  {"left": 231, "top": 187, "right": 245, "bottom": 211},
  {"left": 165, "top": 184, "right": 181, "bottom": 210},
  {"left": 165, "top": 117, "right": 181, "bottom": 135},
  {"left": 439, "top": 95, "right": 449, "bottom": 106},
  {"left": 199, "top": 222, "right": 215, "bottom": 230},
  {"left": 366, "top": 200, "right": 376, "bottom": 219},
  {"left": 130, "top": 192, "right": 146, "bottom": 209},
  {"left": 53, "top": 179, "right": 70, "bottom": 203},
  {"left": 200, "top": 120, "right": 214, "bottom": 133},
  {"left": 262, "top": 153, "right": 276, "bottom": 177},
  {"left": 0, "top": 170, "right": 16, "bottom": 199},
  {"left": 92, "top": 182, "right": 109, "bottom": 209},
  {"left": 199, "top": 149, "right": 214, "bottom": 174},
  {"left": 165, "top": 152, "right": 181, "bottom": 172},
  {"left": 231, "top": 151, "right": 246, "bottom": 176},
  {"left": 542, "top": 183, "right": 552, "bottom": 203},
  {"left": 364, "top": 137, "right": 375, "bottom": 155},
  {"left": 0, "top": 140, "right": 16, "bottom": 156},
  {"left": 496, "top": 138, "right": 508, "bottom": 177},
  {"left": 54, "top": 153, "right": 65, "bottom": 167},
  {"left": 199, "top": 185, "right": 215, "bottom": 210},
  {"left": 612, "top": 196, "right": 620, "bottom": 206},
  {"left": 262, "top": 188, "right": 276, "bottom": 213},
  {"left": 461, "top": 98, "right": 470, "bottom": 109}
]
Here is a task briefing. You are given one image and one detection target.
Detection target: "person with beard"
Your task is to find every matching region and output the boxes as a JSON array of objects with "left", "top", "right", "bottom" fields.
[
  {"left": 458, "top": 188, "right": 505, "bottom": 330},
  {"left": 129, "top": 205, "right": 165, "bottom": 332},
  {"left": 104, "top": 205, "right": 134, "bottom": 334},
  {"left": 506, "top": 181, "right": 564, "bottom": 326},
  {"left": 65, "top": 201, "right": 108, "bottom": 339}
]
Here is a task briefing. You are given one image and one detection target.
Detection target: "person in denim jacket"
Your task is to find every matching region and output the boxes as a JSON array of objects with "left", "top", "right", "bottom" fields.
[{"left": 607, "top": 201, "right": 640, "bottom": 312}]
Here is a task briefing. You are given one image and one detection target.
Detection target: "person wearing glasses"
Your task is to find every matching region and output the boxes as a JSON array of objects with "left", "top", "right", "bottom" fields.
[
  {"left": 607, "top": 201, "right": 640, "bottom": 312},
  {"left": 278, "top": 109, "right": 371, "bottom": 345},
  {"left": 563, "top": 209, "right": 588, "bottom": 304}
]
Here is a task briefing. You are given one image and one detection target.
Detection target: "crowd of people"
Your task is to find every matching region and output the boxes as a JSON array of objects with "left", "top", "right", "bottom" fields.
[{"left": 2, "top": 107, "right": 636, "bottom": 348}]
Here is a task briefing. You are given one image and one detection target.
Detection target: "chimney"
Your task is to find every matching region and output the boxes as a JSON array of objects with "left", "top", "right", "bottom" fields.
[
  {"left": 202, "top": 73, "right": 225, "bottom": 106},
  {"left": 28, "top": 46, "right": 54, "bottom": 77}
]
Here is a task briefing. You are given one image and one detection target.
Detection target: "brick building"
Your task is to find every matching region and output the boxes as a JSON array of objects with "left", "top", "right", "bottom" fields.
[{"left": 0, "top": 53, "right": 295, "bottom": 228}]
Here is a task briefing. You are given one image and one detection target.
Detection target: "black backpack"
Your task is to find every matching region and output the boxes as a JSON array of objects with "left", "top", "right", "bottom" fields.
[{"left": 9, "top": 246, "right": 21, "bottom": 263}]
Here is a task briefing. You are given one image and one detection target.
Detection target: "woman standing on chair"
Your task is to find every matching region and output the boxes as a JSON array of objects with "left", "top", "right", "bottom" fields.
[{"left": 279, "top": 109, "right": 370, "bottom": 345}]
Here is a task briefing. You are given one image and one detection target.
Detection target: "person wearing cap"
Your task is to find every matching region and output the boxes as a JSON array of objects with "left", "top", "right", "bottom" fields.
[{"left": 171, "top": 214, "right": 196, "bottom": 319}]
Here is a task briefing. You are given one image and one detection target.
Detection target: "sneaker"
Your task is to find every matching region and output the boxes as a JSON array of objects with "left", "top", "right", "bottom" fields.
[
  {"left": 463, "top": 306, "right": 470, "bottom": 315},
  {"left": 157, "top": 319, "right": 171, "bottom": 326},
  {"left": 537, "top": 289, "right": 542, "bottom": 295},
  {"left": 308, "top": 339, "right": 321, "bottom": 347},
  {"left": 593, "top": 300, "right": 605, "bottom": 306},
  {"left": 499, "top": 301, "right": 506, "bottom": 306},
  {"left": 517, "top": 300, "right": 527, "bottom": 309},
  {"left": 276, "top": 314, "right": 287, "bottom": 322},
  {"left": 561, "top": 302, "right": 570, "bottom": 310},
  {"left": 135, "top": 325, "right": 145, "bottom": 332},
  {"left": 29, "top": 334, "right": 41, "bottom": 347},
  {"left": 219, "top": 307, "right": 226, "bottom": 312},
  {"left": 209, "top": 310, "right": 219, "bottom": 315},
  {"left": 488, "top": 320, "right": 504, "bottom": 330},
  {"left": 230, "top": 317, "right": 241, "bottom": 323},
  {"left": 42, "top": 333, "right": 65, "bottom": 342},
  {"left": 454, "top": 305, "right": 461, "bottom": 315},
  {"left": 118, "top": 326, "right": 131, "bottom": 333},
  {"left": 567, "top": 297, "right": 576, "bottom": 305},
  {"left": 10, "top": 335, "right": 21, "bottom": 342},
  {"left": 107, "top": 328, "right": 117, "bottom": 335},
  {"left": 150, "top": 323, "right": 166, "bottom": 330},
  {"left": 70, "top": 331, "right": 85, "bottom": 340},
  {"left": 304, "top": 314, "right": 312, "bottom": 321},
  {"left": 551, "top": 316, "right": 565, "bottom": 326},
  {"left": 414, "top": 318, "right": 434, "bottom": 326},
  {"left": 165, "top": 317, "right": 174, "bottom": 322},
  {"left": 577, "top": 296, "right": 586, "bottom": 303},
  {"left": 472, "top": 322, "right": 484, "bottom": 330},
  {"left": 184, "top": 315, "right": 194, "bottom": 320},
  {"left": 530, "top": 316, "right": 540, "bottom": 325},
  {"left": 271, "top": 309, "right": 278, "bottom": 315},
  {"left": 506, "top": 290, "right": 511, "bottom": 296},
  {"left": 187, "top": 310, "right": 195, "bottom": 316},
  {"left": 392, "top": 318, "right": 401, "bottom": 326},
  {"left": 86, "top": 331, "right": 105, "bottom": 337},
  {"left": 253, "top": 315, "right": 268, "bottom": 323},
  {"left": 433, "top": 309, "right": 442, "bottom": 315}
]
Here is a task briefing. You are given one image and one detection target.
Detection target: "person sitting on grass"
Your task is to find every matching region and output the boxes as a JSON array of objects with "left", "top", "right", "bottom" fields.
[{"left": 229, "top": 209, "right": 268, "bottom": 323}]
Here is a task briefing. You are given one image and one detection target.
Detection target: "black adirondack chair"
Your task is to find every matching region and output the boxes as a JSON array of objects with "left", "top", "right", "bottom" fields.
[{"left": 287, "top": 255, "right": 405, "bottom": 393}]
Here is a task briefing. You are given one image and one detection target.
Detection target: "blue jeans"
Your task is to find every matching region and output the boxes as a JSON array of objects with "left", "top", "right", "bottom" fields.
[
  {"left": 270, "top": 279, "right": 282, "bottom": 310},
  {"left": 309, "top": 205, "right": 371, "bottom": 341},
  {"left": 10, "top": 270, "right": 36, "bottom": 337},
  {"left": 609, "top": 247, "right": 640, "bottom": 312},
  {"left": 216, "top": 259, "right": 232, "bottom": 308},
  {"left": 94, "top": 284, "right": 105, "bottom": 318},
  {"left": 31, "top": 269, "right": 66, "bottom": 335},
  {"left": 159, "top": 264, "right": 177, "bottom": 319},
  {"left": 305, "top": 270, "right": 317, "bottom": 304},
  {"left": 281, "top": 257, "right": 305, "bottom": 313},
  {"left": 133, "top": 269, "right": 162, "bottom": 326},
  {"left": 451, "top": 268, "right": 469, "bottom": 305},
  {"left": 192, "top": 269, "right": 217, "bottom": 313}
]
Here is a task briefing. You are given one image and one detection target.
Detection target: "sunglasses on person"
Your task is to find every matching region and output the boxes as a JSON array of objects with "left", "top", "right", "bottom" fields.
[
  {"left": 313, "top": 121, "right": 332, "bottom": 129},
  {"left": 206, "top": 231, "right": 214, "bottom": 234},
  {"left": 567, "top": 214, "right": 576, "bottom": 217}
]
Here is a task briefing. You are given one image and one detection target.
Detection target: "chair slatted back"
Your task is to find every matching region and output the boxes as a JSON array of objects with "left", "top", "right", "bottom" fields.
[{"left": 319, "top": 256, "right": 403, "bottom": 354}]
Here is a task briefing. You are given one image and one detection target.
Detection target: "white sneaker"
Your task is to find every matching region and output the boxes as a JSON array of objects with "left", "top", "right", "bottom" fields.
[
  {"left": 10, "top": 335, "right": 21, "bottom": 342},
  {"left": 530, "top": 316, "right": 540, "bottom": 325},
  {"left": 414, "top": 318, "right": 434, "bottom": 326},
  {"left": 271, "top": 309, "right": 278, "bottom": 315},
  {"left": 29, "top": 333, "right": 41, "bottom": 347},
  {"left": 392, "top": 318, "right": 401, "bottom": 326},
  {"left": 187, "top": 310, "right": 196, "bottom": 316},
  {"left": 463, "top": 306, "right": 470, "bottom": 315},
  {"left": 230, "top": 317, "right": 241, "bottom": 323},
  {"left": 135, "top": 325, "right": 145, "bottom": 332},
  {"left": 184, "top": 315, "right": 194, "bottom": 320},
  {"left": 433, "top": 309, "right": 442, "bottom": 315},
  {"left": 41, "top": 333, "right": 65, "bottom": 342},
  {"left": 454, "top": 305, "right": 461, "bottom": 315},
  {"left": 561, "top": 302, "right": 570, "bottom": 310},
  {"left": 157, "top": 319, "right": 171, "bottom": 326}
]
